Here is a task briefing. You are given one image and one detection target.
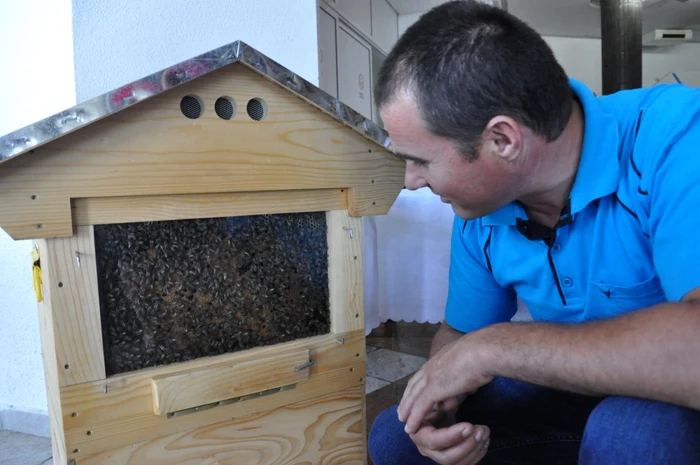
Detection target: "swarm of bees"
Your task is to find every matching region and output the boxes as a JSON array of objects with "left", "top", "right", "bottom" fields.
[{"left": 94, "top": 213, "right": 331, "bottom": 376}]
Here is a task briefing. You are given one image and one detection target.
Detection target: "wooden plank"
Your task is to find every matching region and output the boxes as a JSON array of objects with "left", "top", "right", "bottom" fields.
[
  {"left": 42, "top": 226, "right": 105, "bottom": 387},
  {"left": 0, "top": 193, "right": 73, "bottom": 239},
  {"left": 0, "top": 63, "right": 404, "bottom": 240},
  {"left": 35, "top": 239, "right": 68, "bottom": 465},
  {"left": 72, "top": 188, "right": 347, "bottom": 226},
  {"left": 67, "top": 362, "right": 365, "bottom": 460},
  {"left": 152, "top": 348, "right": 311, "bottom": 415},
  {"left": 77, "top": 386, "right": 365, "bottom": 465},
  {"left": 61, "top": 331, "right": 366, "bottom": 458},
  {"left": 328, "top": 211, "right": 364, "bottom": 334},
  {"left": 348, "top": 181, "right": 404, "bottom": 217}
]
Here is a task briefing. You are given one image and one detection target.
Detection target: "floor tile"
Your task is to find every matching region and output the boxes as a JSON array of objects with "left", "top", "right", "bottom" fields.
[
  {"left": 366, "top": 337, "right": 394, "bottom": 351},
  {"left": 367, "top": 349, "right": 427, "bottom": 383},
  {"left": 394, "top": 337, "right": 433, "bottom": 359},
  {"left": 365, "top": 376, "right": 392, "bottom": 395},
  {"left": 0, "top": 430, "right": 52, "bottom": 465}
]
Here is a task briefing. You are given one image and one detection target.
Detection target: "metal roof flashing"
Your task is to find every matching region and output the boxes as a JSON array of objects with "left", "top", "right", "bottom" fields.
[{"left": 0, "top": 40, "right": 391, "bottom": 164}]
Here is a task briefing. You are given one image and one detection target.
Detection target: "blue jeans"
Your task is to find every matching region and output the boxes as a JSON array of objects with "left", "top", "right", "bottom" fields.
[{"left": 368, "top": 377, "right": 700, "bottom": 465}]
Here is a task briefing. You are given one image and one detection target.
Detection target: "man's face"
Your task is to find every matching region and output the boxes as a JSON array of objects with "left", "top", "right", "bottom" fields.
[{"left": 380, "top": 95, "right": 520, "bottom": 220}]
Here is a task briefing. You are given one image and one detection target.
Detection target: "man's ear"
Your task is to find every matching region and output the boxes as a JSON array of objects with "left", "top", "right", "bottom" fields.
[{"left": 483, "top": 116, "right": 522, "bottom": 163}]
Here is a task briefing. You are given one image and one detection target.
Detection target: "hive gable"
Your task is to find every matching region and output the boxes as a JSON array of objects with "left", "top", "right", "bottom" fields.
[{"left": 0, "top": 52, "right": 403, "bottom": 240}]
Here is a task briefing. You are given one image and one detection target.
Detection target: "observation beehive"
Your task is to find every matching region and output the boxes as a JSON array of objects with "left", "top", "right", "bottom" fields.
[{"left": 0, "top": 41, "right": 404, "bottom": 464}]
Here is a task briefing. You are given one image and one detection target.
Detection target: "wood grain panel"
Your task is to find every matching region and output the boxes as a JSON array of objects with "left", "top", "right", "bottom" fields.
[
  {"left": 0, "top": 193, "right": 72, "bottom": 239},
  {"left": 61, "top": 331, "right": 366, "bottom": 458},
  {"left": 348, "top": 181, "right": 404, "bottom": 217},
  {"left": 72, "top": 189, "right": 347, "bottom": 226},
  {"left": 43, "top": 226, "right": 105, "bottom": 386},
  {"left": 152, "top": 348, "right": 311, "bottom": 415},
  {"left": 67, "top": 362, "right": 365, "bottom": 460},
  {"left": 328, "top": 211, "right": 364, "bottom": 334},
  {"left": 0, "top": 62, "right": 404, "bottom": 240},
  {"left": 77, "top": 386, "right": 365, "bottom": 465},
  {"left": 35, "top": 239, "right": 68, "bottom": 465}
]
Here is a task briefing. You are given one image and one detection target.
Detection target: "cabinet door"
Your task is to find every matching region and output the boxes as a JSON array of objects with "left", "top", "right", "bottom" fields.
[
  {"left": 337, "top": 26, "right": 372, "bottom": 120},
  {"left": 371, "top": 0, "right": 398, "bottom": 53},
  {"left": 318, "top": 7, "right": 338, "bottom": 98},
  {"left": 335, "top": 0, "right": 372, "bottom": 36}
]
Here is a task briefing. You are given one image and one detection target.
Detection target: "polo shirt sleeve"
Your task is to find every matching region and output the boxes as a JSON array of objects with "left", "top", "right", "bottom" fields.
[
  {"left": 444, "top": 217, "right": 518, "bottom": 333},
  {"left": 647, "top": 115, "right": 700, "bottom": 302}
]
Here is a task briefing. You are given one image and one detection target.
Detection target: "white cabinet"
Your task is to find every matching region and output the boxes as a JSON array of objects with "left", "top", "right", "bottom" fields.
[
  {"left": 318, "top": 8, "right": 338, "bottom": 98},
  {"left": 317, "top": 0, "right": 392, "bottom": 125},
  {"left": 371, "top": 0, "right": 398, "bottom": 53},
  {"left": 337, "top": 25, "right": 372, "bottom": 120},
  {"left": 335, "top": 0, "right": 372, "bottom": 37}
]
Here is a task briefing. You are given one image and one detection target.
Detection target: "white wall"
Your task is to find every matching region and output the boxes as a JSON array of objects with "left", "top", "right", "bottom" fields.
[
  {"left": 397, "top": 12, "right": 700, "bottom": 93},
  {"left": 398, "top": 12, "right": 422, "bottom": 37},
  {"left": 73, "top": 0, "right": 319, "bottom": 103},
  {"left": 0, "top": 0, "right": 75, "bottom": 432},
  {"left": 1, "top": 0, "right": 318, "bottom": 435},
  {"left": 544, "top": 37, "right": 700, "bottom": 94}
]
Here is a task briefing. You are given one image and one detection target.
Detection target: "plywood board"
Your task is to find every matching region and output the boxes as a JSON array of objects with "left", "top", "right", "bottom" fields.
[
  {"left": 73, "top": 188, "right": 347, "bottom": 226},
  {"left": 77, "top": 386, "right": 365, "bottom": 465},
  {"left": 61, "top": 331, "right": 366, "bottom": 459},
  {"left": 152, "top": 348, "right": 311, "bottom": 415},
  {"left": 328, "top": 211, "right": 364, "bottom": 334},
  {"left": 0, "top": 62, "right": 404, "bottom": 240},
  {"left": 35, "top": 239, "right": 68, "bottom": 465},
  {"left": 43, "top": 226, "right": 105, "bottom": 387}
]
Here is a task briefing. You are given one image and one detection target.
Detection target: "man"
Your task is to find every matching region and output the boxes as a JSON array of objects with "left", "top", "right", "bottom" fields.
[{"left": 367, "top": 1, "right": 700, "bottom": 465}]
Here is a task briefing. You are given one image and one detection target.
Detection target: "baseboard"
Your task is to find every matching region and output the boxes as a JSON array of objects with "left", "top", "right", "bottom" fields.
[{"left": 0, "top": 406, "right": 50, "bottom": 438}]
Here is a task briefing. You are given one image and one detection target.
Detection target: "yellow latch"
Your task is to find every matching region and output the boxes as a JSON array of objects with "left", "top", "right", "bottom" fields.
[{"left": 32, "top": 242, "right": 42, "bottom": 302}]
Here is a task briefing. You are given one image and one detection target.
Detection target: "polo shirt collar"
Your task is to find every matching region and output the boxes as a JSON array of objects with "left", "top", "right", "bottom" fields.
[{"left": 482, "top": 78, "right": 620, "bottom": 227}]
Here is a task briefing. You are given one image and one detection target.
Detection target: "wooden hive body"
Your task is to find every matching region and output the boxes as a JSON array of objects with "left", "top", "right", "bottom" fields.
[{"left": 0, "top": 42, "right": 404, "bottom": 464}]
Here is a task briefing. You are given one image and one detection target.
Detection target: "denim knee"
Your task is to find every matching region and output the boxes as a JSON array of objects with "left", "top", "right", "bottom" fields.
[
  {"left": 580, "top": 396, "right": 700, "bottom": 465},
  {"left": 368, "top": 405, "right": 436, "bottom": 465}
]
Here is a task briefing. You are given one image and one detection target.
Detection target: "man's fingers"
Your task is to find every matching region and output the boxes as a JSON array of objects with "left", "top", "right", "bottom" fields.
[
  {"left": 457, "top": 427, "right": 490, "bottom": 465},
  {"left": 410, "top": 421, "right": 475, "bottom": 451},
  {"left": 422, "top": 407, "right": 443, "bottom": 425},
  {"left": 404, "top": 393, "right": 436, "bottom": 434},
  {"left": 441, "top": 396, "right": 462, "bottom": 412},
  {"left": 415, "top": 426, "right": 489, "bottom": 465},
  {"left": 398, "top": 369, "right": 424, "bottom": 423}
]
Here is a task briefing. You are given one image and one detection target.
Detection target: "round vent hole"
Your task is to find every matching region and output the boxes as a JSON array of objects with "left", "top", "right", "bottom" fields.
[
  {"left": 180, "top": 95, "right": 203, "bottom": 119},
  {"left": 215, "top": 97, "right": 236, "bottom": 120},
  {"left": 247, "top": 98, "right": 268, "bottom": 121}
]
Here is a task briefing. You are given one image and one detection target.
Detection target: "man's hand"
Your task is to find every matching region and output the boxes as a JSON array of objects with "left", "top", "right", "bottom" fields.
[
  {"left": 409, "top": 420, "right": 490, "bottom": 465},
  {"left": 398, "top": 333, "right": 494, "bottom": 435}
]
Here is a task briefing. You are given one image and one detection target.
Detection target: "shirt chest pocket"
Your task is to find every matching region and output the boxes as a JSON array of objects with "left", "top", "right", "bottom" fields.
[{"left": 587, "top": 274, "right": 667, "bottom": 318}]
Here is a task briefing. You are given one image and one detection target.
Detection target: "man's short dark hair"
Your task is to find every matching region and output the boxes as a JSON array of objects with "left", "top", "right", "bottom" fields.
[{"left": 375, "top": 0, "right": 573, "bottom": 160}]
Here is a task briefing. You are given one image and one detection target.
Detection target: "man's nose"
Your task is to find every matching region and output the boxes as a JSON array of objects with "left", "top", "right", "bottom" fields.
[{"left": 404, "top": 166, "right": 427, "bottom": 191}]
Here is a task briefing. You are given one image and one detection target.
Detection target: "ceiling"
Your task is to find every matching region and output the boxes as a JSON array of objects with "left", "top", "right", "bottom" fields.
[{"left": 386, "top": 0, "right": 700, "bottom": 42}]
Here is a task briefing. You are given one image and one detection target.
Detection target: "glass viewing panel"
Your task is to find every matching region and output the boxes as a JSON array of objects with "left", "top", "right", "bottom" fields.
[{"left": 94, "top": 212, "right": 330, "bottom": 376}]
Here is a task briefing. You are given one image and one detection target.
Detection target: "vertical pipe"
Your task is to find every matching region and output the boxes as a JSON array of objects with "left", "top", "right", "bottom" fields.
[{"left": 600, "top": 0, "right": 643, "bottom": 94}]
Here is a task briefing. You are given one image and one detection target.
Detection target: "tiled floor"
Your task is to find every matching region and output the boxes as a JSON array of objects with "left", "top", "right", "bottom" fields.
[
  {"left": 0, "top": 430, "right": 52, "bottom": 465},
  {"left": 365, "top": 320, "right": 440, "bottom": 465},
  {"left": 0, "top": 320, "right": 438, "bottom": 465}
]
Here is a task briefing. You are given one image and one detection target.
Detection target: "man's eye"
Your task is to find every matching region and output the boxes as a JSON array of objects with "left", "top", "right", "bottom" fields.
[{"left": 412, "top": 159, "right": 426, "bottom": 167}]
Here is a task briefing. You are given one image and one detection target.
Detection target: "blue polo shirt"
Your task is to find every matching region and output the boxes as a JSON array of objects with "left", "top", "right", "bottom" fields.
[{"left": 445, "top": 78, "right": 700, "bottom": 333}]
